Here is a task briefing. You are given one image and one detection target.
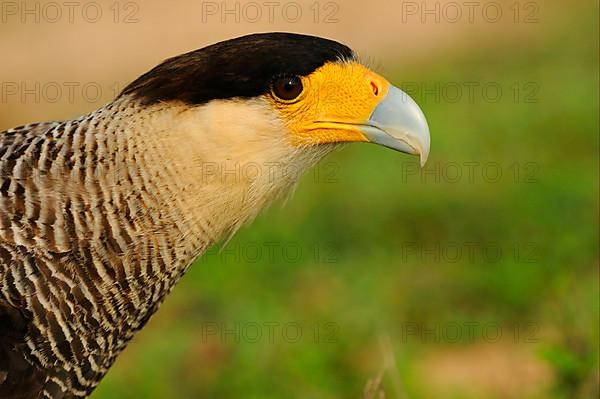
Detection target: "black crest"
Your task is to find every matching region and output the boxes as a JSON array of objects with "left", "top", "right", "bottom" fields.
[{"left": 120, "top": 32, "right": 355, "bottom": 105}]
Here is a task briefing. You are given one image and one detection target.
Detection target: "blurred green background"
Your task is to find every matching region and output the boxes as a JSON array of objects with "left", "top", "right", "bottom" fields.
[{"left": 2, "top": 0, "right": 598, "bottom": 398}]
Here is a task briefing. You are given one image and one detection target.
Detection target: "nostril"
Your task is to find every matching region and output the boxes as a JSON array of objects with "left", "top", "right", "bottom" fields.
[{"left": 370, "top": 81, "right": 380, "bottom": 96}]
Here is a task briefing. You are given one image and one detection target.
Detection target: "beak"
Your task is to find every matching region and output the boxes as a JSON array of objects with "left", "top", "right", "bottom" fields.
[{"left": 360, "top": 86, "right": 431, "bottom": 166}]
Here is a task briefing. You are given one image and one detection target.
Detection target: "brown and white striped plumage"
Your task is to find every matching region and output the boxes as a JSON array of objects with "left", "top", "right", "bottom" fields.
[{"left": 0, "top": 93, "right": 333, "bottom": 397}]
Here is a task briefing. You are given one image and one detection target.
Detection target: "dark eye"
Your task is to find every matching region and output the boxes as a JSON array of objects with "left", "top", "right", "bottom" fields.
[{"left": 272, "top": 75, "right": 303, "bottom": 101}]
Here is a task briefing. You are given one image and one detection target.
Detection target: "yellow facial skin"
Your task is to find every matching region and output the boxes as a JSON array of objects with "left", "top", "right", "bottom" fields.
[{"left": 267, "top": 62, "right": 391, "bottom": 147}]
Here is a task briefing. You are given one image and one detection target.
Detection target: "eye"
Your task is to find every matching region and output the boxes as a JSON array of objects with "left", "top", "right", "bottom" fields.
[{"left": 272, "top": 75, "right": 303, "bottom": 101}]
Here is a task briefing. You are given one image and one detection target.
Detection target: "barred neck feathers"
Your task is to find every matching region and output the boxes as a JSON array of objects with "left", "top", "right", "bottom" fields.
[{"left": 0, "top": 95, "right": 332, "bottom": 397}]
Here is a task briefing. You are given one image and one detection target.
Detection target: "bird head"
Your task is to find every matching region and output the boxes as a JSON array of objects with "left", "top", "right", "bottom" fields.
[
  {"left": 118, "top": 33, "right": 431, "bottom": 234},
  {"left": 121, "top": 32, "right": 430, "bottom": 166}
]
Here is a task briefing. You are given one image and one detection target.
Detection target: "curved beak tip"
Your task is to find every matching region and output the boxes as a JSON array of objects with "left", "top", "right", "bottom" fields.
[
  {"left": 362, "top": 86, "right": 431, "bottom": 167},
  {"left": 419, "top": 145, "right": 430, "bottom": 167}
]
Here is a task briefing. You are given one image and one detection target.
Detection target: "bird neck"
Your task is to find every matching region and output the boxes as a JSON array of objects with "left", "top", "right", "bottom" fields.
[
  {"left": 0, "top": 96, "right": 334, "bottom": 394},
  {"left": 78, "top": 97, "right": 333, "bottom": 330}
]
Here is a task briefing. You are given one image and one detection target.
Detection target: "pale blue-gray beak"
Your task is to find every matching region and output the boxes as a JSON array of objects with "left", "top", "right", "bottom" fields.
[{"left": 360, "top": 86, "right": 431, "bottom": 166}]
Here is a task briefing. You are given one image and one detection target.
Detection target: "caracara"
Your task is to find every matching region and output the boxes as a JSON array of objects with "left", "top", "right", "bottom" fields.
[{"left": 0, "top": 33, "right": 430, "bottom": 398}]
